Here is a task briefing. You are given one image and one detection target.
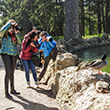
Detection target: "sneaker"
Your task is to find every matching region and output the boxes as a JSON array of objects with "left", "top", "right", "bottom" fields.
[
  {"left": 35, "top": 82, "right": 39, "bottom": 88},
  {"left": 27, "top": 82, "right": 30, "bottom": 88},
  {"left": 37, "top": 77, "right": 41, "bottom": 84}
]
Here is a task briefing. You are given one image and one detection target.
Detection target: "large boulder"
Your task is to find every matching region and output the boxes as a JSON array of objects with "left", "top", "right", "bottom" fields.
[
  {"left": 56, "top": 68, "right": 110, "bottom": 110},
  {"left": 42, "top": 52, "right": 110, "bottom": 110},
  {"left": 43, "top": 53, "right": 81, "bottom": 94},
  {"left": 56, "top": 52, "right": 81, "bottom": 70},
  {"left": 57, "top": 39, "right": 73, "bottom": 53},
  {"left": 87, "top": 37, "right": 102, "bottom": 45}
]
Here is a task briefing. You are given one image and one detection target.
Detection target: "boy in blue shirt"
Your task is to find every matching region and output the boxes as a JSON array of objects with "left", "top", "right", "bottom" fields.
[{"left": 38, "top": 31, "right": 58, "bottom": 82}]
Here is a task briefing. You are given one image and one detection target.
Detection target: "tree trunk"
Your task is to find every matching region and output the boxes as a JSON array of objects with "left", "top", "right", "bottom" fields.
[
  {"left": 101, "top": 0, "right": 105, "bottom": 32},
  {"left": 80, "top": 0, "right": 84, "bottom": 36},
  {"left": 105, "top": 0, "right": 110, "bottom": 33},
  {"left": 88, "top": 0, "right": 92, "bottom": 35},
  {"left": 31, "top": 0, "right": 35, "bottom": 28},
  {"left": 64, "top": 0, "right": 79, "bottom": 41},
  {"left": 97, "top": 0, "right": 101, "bottom": 34},
  {"left": 44, "top": 0, "right": 49, "bottom": 32}
]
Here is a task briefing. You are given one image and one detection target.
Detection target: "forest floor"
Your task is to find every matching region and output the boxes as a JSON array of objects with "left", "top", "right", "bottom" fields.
[{"left": 0, "top": 56, "right": 60, "bottom": 110}]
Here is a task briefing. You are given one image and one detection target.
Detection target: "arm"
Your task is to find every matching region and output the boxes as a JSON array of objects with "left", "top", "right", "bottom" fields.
[
  {"left": 15, "top": 33, "right": 22, "bottom": 45},
  {"left": 46, "top": 35, "right": 56, "bottom": 47},
  {"left": 48, "top": 41, "right": 55, "bottom": 48},
  {"left": 38, "top": 37, "right": 42, "bottom": 45},
  {"left": 21, "top": 39, "right": 32, "bottom": 53},
  {"left": 0, "top": 23, "right": 12, "bottom": 39},
  {"left": 33, "top": 47, "right": 38, "bottom": 53}
]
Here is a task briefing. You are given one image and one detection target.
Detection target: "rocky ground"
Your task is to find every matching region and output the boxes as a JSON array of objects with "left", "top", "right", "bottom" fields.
[{"left": 0, "top": 56, "right": 60, "bottom": 110}]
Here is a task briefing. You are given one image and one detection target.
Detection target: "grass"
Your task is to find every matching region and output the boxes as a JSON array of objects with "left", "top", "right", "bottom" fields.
[
  {"left": 82, "top": 33, "right": 103, "bottom": 39},
  {"left": 53, "top": 33, "right": 108, "bottom": 40}
]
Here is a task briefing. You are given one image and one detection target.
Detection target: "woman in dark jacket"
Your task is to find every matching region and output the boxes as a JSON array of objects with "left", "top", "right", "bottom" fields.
[{"left": 19, "top": 32, "right": 39, "bottom": 88}]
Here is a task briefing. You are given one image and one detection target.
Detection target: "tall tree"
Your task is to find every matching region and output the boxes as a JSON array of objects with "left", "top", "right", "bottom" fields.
[
  {"left": 105, "top": 0, "right": 110, "bottom": 33},
  {"left": 64, "top": 0, "right": 79, "bottom": 41},
  {"left": 88, "top": 0, "right": 92, "bottom": 35},
  {"left": 80, "top": 0, "right": 84, "bottom": 36},
  {"left": 31, "top": 0, "right": 35, "bottom": 27},
  {"left": 97, "top": 0, "right": 101, "bottom": 34},
  {"left": 101, "top": 0, "right": 105, "bottom": 32}
]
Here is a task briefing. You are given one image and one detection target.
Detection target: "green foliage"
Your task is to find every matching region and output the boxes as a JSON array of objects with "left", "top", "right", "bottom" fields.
[
  {"left": 0, "top": 0, "right": 110, "bottom": 38},
  {"left": 0, "top": 0, "right": 65, "bottom": 37},
  {"left": 53, "top": 35, "right": 64, "bottom": 40},
  {"left": 82, "top": 33, "right": 103, "bottom": 39}
]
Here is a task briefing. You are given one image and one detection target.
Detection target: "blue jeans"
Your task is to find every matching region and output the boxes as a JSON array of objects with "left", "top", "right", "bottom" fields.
[{"left": 21, "top": 59, "right": 37, "bottom": 82}]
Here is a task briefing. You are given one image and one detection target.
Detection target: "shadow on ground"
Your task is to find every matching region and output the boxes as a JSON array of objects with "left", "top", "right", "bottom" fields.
[
  {"left": 9, "top": 95, "right": 58, "bottom": 110},
  {"left": 30, "top": 86, "right": 56, "bottom": 99}
]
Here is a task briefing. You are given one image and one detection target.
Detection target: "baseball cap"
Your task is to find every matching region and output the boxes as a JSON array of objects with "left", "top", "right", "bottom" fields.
[{"left": 33, "top": 26, "right": 37, "bottom": 29}]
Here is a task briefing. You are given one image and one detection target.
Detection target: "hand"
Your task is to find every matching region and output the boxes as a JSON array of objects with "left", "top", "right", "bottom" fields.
[
  {"left": 11, "top": 22, "right": 16, "bottom": 26},
  {"left": 45, "top": 38, "right": 49, "bottom": 42},
  {"left": 42, "top": 36, "right": 49, "bottom": 42},
  {"left": 42, "top": 37, "right": 46, "bottom": 42},
  {"left": 30, "top": 42, "right": 36, "bottom": 47},
  {"left": 14, "top": 28, "right": 20, "bottom": 34}
]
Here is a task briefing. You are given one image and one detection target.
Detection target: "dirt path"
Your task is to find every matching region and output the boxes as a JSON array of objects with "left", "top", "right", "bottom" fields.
[{"left": 0, "top": 57, "right": 60, "bottom": 110}]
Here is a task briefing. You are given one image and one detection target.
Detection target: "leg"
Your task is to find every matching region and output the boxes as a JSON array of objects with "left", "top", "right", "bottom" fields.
[
  {"left": 10, "top": 55, "right": 18, "bottom": 90},
  {"left": 29, "top": 60, "right": 39, "bottom": 88},
  {"left": 10, "top": 55, "right": 20, "bottom": 94},
  {"left": 38, "top": 55, "right": 51, "bottom": 80},
  {"left": 1, "top": 54, "right": 13, "bottom": 99},
  {"left": 98, "top": 69, "right": 102, "bottom": 74},
  {"left": 21, "top": 59, "right": 30, "bottom": 82},
  {"left": 29, "top": 60, "right": 37, "bottom": 82},
  {"left": 51, "top": 47, "right": 58, "bottom": 60}
]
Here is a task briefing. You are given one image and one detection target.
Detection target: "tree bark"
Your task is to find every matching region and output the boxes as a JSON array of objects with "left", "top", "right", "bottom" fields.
[
  {"left": 97, "top": 0, "right": 101, "bottom": 34},
  {"left": 64, "top": 0, "right": 79, "bottom": 41},
  {"left": 105, "top": 0, "right": 110, "bottom": 33},
  {"left": 31, "top": 0, "right": 35, "bottom": 28},
  {"left": 88, "top": 0, "right": 92, "bottom": 35},
  {"left": 80, "top": 0, "right": 84, "bottom": 36},
  {"left": 101, "top": 0, "right": 105, "bottom": 32}
]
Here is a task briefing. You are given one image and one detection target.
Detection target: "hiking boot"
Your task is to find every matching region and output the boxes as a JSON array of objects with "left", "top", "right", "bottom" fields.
[
  {"left": 10, "top": 89, "right": 20, "bottom": 95},
  {"left": 5, "top": 90, "right": 13, "bottom": 99},
  {"left": 53, "top": 59, "right": 56, "bottom": 62},
  {"left": 35, "top": 82, "right": 39, "bottom": 88},
  {"left": 27, "top": 82, "right": 30, "bottom": 88},
  {"left": 5, "top": 93, "right": 13, "bottom": 99}
]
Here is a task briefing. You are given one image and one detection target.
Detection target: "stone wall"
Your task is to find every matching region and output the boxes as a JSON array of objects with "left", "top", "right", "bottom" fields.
[{"left": 57, "top": 33, "right": 110, "bottom": 53}]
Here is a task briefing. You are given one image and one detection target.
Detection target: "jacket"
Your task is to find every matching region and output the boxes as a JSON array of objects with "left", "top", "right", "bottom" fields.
[
  {"left": 39, "top": 40, "right": 55, "bottom": 58},
  {"left": 19, "top": 36, "right": 38, "bottom": 60},
  {"left": 0, "top": 23, "right": 22, "bottom": 56}
]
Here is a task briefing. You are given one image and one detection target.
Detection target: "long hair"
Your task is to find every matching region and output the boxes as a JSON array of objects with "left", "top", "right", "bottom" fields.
[{"left": 27, "top": 32, "right": 37, "bottom": 46}]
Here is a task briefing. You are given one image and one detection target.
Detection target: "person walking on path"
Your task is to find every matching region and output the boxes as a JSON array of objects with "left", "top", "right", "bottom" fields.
[
  {"left": 38, "top": 31, "right": 58, "bottom": 82},
  {"left": 0, "top": 19, "right": 22, "bottom": 99},
  {"left": 19, "top": 32, "right": 39, "bottom": 88}
]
